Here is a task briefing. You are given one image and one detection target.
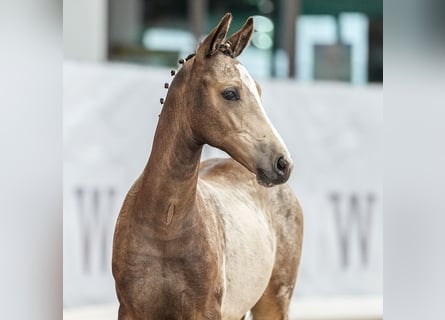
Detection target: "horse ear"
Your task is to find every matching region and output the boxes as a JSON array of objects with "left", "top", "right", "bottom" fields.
[
  {"left": 196, "top": 13, "right": 232, "bottom": 59},
  {"left": 225, "top": 16, "right": 254, "bottom": 58}
]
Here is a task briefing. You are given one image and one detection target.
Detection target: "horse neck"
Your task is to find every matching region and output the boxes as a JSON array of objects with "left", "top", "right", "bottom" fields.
[{"left": 136, "top": 82, "right": 203, "bottom": 226}]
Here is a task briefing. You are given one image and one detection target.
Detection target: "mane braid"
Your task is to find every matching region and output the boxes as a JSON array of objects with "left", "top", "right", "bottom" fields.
[{"left": 185, "top": 53, "right": 196, "bottom": 61}]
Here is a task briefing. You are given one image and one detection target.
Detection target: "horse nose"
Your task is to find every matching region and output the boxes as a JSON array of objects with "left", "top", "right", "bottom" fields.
[{"left": 275, "top": 156, "right": 290, "bottom": 177}]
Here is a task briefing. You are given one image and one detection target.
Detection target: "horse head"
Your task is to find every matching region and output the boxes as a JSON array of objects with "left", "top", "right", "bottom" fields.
[{"left": 177, "top": 13, "right": 293, "bottom": 187}]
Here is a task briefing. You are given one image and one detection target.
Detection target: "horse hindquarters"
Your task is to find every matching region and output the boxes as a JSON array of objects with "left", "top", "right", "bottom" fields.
[{"left": 250, "top": 184, "right": 303, "bottom": 320}]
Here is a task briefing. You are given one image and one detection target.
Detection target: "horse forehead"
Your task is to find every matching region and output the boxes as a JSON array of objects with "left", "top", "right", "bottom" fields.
[
  {"left": 203, "top": 59, "right": 255, "bottom": 85},
  {"left": 214, "top": 60, "right": 239, "bottom": 79},
  {"left": 235, "top": 63, "right": 252, "bottom": 82},
  {"left": 235, "top": 63, "right": 261, "bottom": 98}
]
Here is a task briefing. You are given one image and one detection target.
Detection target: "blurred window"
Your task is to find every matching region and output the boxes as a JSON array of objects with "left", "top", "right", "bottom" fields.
[{"left": 107, "top": 0, "right": 382, "bottom": 83}]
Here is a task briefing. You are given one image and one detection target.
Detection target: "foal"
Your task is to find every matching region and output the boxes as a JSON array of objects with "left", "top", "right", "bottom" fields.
[{"left": 112, "top": 13, "right": 303, "bottom": 320}]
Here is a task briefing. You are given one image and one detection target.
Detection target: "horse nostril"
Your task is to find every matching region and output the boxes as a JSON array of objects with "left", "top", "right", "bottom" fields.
[{"left": 276, "top": 157, "right": 288, "bottom": 175}]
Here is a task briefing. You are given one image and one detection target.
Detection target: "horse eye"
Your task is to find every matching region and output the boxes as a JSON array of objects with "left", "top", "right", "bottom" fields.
[{"left": 221, "top": 88, "right": 240, "bottom": 101}]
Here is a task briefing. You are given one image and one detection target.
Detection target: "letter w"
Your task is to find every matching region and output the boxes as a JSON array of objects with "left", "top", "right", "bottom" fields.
[
  {"left": 330, "top": 192, "right": 376, "bottom": 268},
  {"left": 75, "top": 187, "right": 115, "bottom": 274}
]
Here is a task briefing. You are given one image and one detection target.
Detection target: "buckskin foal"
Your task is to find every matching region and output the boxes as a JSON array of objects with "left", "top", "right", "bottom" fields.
[{"left": 112, "top": 13, "right": 303, "bottom": 320}]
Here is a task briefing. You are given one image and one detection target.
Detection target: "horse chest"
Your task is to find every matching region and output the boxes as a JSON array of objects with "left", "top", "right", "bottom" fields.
[
  {"left": 221, "top": 203, "right": 276, "bottom": 318},
  {"left": 198, "top": 183, "right": 277, "bottom": 318}
]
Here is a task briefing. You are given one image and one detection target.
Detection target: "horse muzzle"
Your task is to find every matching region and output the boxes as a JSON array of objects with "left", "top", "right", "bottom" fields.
[{"left": 256, "top": 155, "right": 293, "bottom": 187}]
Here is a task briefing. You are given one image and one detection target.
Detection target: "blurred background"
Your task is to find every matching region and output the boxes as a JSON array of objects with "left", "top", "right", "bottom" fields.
[
  {"left": 64, "top": 0, "right": 382, "bottom": 82},
  {"left": 63, "top": 0, "right": 382, "bottom": 319}
]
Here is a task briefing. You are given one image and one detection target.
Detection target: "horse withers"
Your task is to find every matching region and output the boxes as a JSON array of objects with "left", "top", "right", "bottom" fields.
[{"left": 112, "top": 13, "right": 303, "bottom": 320}]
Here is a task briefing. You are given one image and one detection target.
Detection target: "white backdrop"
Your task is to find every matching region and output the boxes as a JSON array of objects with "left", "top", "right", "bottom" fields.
[{"left": 63, "top": 61, "right": 382, "bottom": 307}]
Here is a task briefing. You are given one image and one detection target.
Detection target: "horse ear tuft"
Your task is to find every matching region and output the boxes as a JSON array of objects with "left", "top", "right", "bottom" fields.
[
  {"left": 225, "top": 17, "right": 254, "bottom": 58},
  {"left": 196, "top": 13, "right": 232, "bottom": 59}
]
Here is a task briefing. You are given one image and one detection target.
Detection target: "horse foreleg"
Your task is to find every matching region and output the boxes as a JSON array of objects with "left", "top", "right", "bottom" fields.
[
  {"left": 249, "top": 284, "right": 293, "bottom": 320},
  {"left": 117, "top": 304, "right": 134, "bottom": 320},
  {"left": 251, "top": 215, "right": 302, "bottom": 319},
  {"left": 250, "top": 188, "right": 303, "bottom": 320}
]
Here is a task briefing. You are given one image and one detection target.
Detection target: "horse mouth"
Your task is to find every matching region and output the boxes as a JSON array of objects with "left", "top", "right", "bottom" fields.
[{"left": 256, "top": 169, "right": 274, "bottom": 188}]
